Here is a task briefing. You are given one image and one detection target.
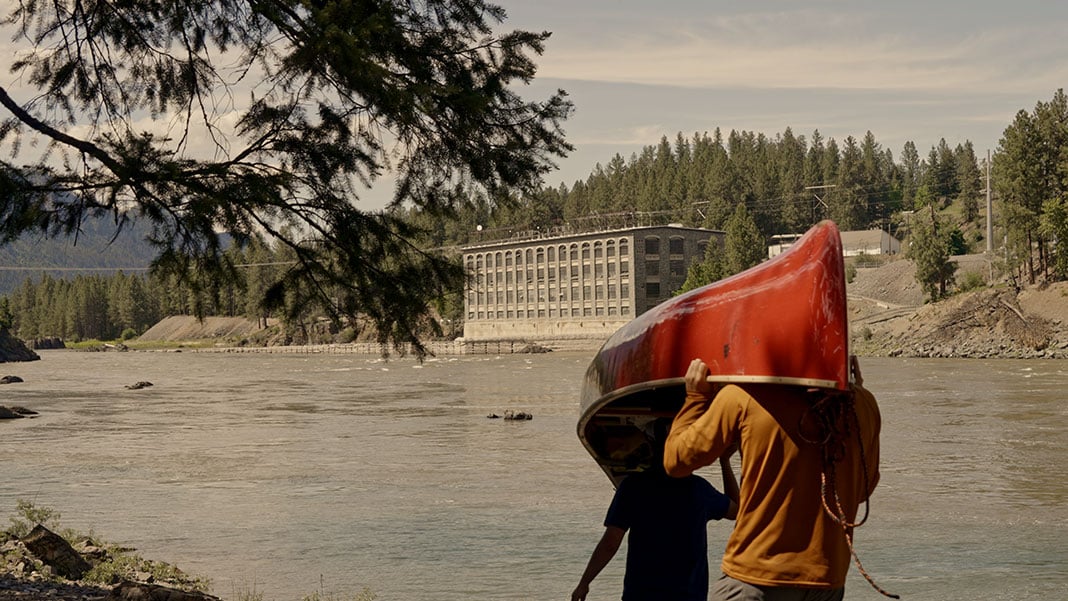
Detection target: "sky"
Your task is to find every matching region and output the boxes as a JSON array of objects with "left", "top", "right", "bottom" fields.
[
  {"left": 495, "top": 0, "right": 1068, "bottom": 192},
  {"left": 2, "top": 1, "right": 1068, "bottom": 211}
]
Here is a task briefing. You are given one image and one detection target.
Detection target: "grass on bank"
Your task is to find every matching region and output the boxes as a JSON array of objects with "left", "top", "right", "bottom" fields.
[
  {"left": 3, "top": 500, "right": 376, "bottom": 601},
  {"left": 62, "top": 338, "right": 219, "bottom": 351}
]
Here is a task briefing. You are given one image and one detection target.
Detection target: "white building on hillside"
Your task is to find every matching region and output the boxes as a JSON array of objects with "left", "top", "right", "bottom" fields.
[
  {"left": 768, "top": 228, "right": 901, "bottom": 258},
  {"left": 839, "top": 229, "right": 901, "bottom": 256}
]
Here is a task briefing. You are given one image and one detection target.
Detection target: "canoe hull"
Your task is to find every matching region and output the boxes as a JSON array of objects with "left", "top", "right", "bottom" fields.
[{"left": 578, "top": 220, "right": 851, "bottom": 485}]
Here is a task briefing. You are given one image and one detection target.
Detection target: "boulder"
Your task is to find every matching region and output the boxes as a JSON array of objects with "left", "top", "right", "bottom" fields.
[
  {"left": 0, "top": 405, "right": 37, "bottom": 419},
  {"left": 21, "top": 524, "right": 92, "bottom": 580},
  {"left": 0, "top": 406, "right": 24, "bottom": 419},
  {"left": 0, "top": 328, "right": 40, "bottom": 363},
  {"left": 110, "top": 581, "right": 221, "bottom": 601},
  {"left": 31, "top": 337, "right": 66, "bottom": 350},
  {"left": 1, "top": 375, "right": 24, "bottom": 384},
  {"left": 125, "top": 381, "right": 154, "bottom": 390}
]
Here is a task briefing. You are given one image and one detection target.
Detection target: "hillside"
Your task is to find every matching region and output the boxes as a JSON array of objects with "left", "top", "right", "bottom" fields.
[
  {"left": 137, "top": 316, "right": 266, "bottom": 344},
  {"left": 848, "top": 258, "right": 1068, "bottom": 359},
  {"left": 0, "top": 216, "right": 155, "bottom": 295}
]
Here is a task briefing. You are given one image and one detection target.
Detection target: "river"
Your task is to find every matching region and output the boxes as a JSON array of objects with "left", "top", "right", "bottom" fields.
[{"left": 1, "top": 351, "right": 1065, "bottom": 601}]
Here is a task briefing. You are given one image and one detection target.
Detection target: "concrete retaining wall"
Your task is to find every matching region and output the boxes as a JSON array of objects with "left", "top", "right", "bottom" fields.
[{"left": 190, "top": 337, "right": 605, "bottom": 356}]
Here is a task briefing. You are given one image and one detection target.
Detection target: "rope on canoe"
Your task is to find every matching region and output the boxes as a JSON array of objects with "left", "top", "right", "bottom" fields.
[{"left": 802, "top": 391, "right": 900, "bottom": 599}]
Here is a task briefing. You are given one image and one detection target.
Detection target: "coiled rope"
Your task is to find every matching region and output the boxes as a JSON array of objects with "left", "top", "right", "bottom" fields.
[{"left": 802, "top": 390, "right": 900, "bottom": 599}]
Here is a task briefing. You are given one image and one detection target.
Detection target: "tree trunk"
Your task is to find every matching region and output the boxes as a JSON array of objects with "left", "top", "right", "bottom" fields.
[
  {"left": 1027, "top": 229, "right": 1036, "bottom": 284},
  {"left": 1039, "top": 237, "right": 1048, "bottom": 280}
]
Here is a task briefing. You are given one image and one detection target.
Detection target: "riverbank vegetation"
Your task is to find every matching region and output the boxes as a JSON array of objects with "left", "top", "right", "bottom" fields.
[
  {"left": 2, "top": 500, "right": 378, "bottom": 601},
  {"left": 2, "top": 500, "right": 210, "bottom": 592}
]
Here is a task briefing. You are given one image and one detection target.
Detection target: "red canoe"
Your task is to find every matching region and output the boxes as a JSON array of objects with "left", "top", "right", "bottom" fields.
[{"left": 578, "top": 220, "right": 852, "bottom": 485}]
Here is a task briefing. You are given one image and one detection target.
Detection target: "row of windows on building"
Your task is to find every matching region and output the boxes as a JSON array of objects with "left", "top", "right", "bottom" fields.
[
  {"left": 470, "top": 237, "right": 631, "bottom": 269},
  {"left": 465, "top": 238, "right": 638, "bottom": 320},
  {"left": 465, "top": 235, "right": 696, "bottom": 272}
]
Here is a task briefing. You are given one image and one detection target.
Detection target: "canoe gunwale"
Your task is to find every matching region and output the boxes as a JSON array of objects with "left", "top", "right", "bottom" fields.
[
  {"left": 704, "top": 374, "right": 843, "bottom": 389},
  {"left": 576, "top": 377, "right": 684, "bottom": 487},
  {"left": 578, "top": 377, "right": 684, "bottom": 421},
  {"left": 579, "top": 374, "right": 845, "bottom": 423}
]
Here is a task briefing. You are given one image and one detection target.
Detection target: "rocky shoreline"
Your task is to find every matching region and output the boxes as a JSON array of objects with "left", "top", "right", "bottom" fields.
[
  {"left": 848, "top": 279, "right": 1068, "bottom": 360},
  {"left": 1, "top": 522, "right": 216, "bottom": 601},
  {"left": 0, "top": 574, "right": 218, "bottom": 601},
  {"left": 0, "top": 328, "right": 39, "bottom": 363},
  {"left": 0, "top": 572, "right": 110, "bottom": 601}
]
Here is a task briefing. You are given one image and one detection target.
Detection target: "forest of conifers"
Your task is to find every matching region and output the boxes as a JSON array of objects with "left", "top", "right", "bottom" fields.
[{"left": 4, "top": 89, "right": 1068, "bottom": 344}]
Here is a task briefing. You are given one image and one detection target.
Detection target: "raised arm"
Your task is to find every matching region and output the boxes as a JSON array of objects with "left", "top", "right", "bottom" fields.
[{"left": 663, "top": 359, "right": 737, "bottom": 477}]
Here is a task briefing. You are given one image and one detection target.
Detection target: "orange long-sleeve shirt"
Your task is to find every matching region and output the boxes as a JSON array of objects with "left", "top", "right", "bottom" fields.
[{"left": 663, "top": 383, "right": 881, "bottom": 588}]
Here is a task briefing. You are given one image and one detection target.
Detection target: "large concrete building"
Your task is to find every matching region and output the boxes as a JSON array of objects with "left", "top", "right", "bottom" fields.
[{"left": 461, "top": 225, "right": 722, "bottom": 341}]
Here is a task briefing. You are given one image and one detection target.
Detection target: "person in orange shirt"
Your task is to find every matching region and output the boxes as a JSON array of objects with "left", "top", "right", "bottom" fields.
[{"left": 663, "top": 356, "right": 884, "bottom": 601}]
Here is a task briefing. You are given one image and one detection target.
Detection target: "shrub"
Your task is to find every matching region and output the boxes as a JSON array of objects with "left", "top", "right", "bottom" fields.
[
  {"left": 7, "top": 499, "right": 63, "bottom": 539},
  {"left": 853, "top": 253, "right": 883, "bottom": 268},
  {"left": 232, "top": 583, "right": 265, "bottom": 601},
  {"left": 845, "top": 263, "right": 857, "bottom": 284},
  {"left": 83, "top": 552, "right": 209, "bottom": 590},
  {"left": 956, "top": 270, "right": 986, "bottom": 293},
  {"left": 302, "top": 589, "right": 377, "bottom": 601}
]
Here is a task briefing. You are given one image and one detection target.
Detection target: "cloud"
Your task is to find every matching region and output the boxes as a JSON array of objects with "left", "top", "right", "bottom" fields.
[{"left": 525, "top": 5, "right": 1068, "bottom": 95}]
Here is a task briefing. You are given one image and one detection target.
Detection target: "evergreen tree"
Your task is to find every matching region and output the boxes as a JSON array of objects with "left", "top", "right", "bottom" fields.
[
  {"left": 860, "top": 131, "right": 890, "bottom": 223},
  {"left": 831, "top": 136, "right": 868, "bottom": 229},
  {"left": 955, "top": 141, "right": 982, "bottom": 224},
  {"left": 242, "top": 236, "right": 281, "bottom": 328},
  {"left": 818, "top": 138, "right": 841, "bottom": 223},
  {"left": 923, "top": 139, "right": 959, "bottom": 204},
  {"left": 908, "top": 205, "right": 957, "bottom": 301},
  {"left": 685, "top": 130, "right": 729, "bottom": 229},
  {"left": 9, "top": 279, "right": 36, "bottom": 338},
  {"left": 804, "top": 130, "right": 826, "bottom": 188},
  {"left": 723, "top": 203, "right": 765, "bottom": 276},
  {"left": 994, "top": 109, "right": 1046, "bottom": 282},
  {"left": 777, "top": 128, "right": 809, "bottom": 233},
  {"left": 0, "top": 296, "right": 12, "bottom": 330},
  {"left": 0, "top": 0, "right": 572, "bottom": 356},
  {"left": 900, "top": 141, "right": 921, "bottom": 209},
  {"left": 1039, "top": 197, "right": 1068, "bottom": 280},
  {"left": 676, "top": 240, "right": 725, "bottom": 294},
  {"left": 1031, "top": 89, "right": 1068, "bottom": 278}
]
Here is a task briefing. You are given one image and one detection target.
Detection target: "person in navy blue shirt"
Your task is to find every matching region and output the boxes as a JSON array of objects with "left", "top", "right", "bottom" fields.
[{"left": 572, "top": 422, "right": 738, "bottom": 601}]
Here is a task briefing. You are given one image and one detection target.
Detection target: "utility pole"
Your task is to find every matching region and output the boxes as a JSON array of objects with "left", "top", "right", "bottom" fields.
[
  {"left": 805, "top": 185, "right": 835, "bottom": 222},
  {"left": 985, "top": 149, "right": 993, "bottom": 253}
]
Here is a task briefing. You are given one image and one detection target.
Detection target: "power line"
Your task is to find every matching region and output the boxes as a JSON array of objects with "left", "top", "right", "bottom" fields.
[{"left": 0, "top": 261, "right": 296, "bottom": 272}]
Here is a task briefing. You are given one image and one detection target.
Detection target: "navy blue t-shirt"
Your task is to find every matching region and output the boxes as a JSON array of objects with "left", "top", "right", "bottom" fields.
[{"left": 605, "top": 469, "right": 731, "bottom": 601}]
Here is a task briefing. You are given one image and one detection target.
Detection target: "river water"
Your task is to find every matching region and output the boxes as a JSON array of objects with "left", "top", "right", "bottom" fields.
[{"left": 1, "top": 351, "right": 1065, "bottom": 601}]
